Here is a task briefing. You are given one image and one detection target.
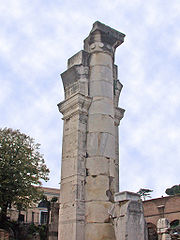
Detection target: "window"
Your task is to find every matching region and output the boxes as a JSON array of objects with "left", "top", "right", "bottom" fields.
[
  {"left": 32, "top": 212, "right": 34, "bottom": 223},
  {"left": 40, "top": 211, "right": 48, "bottom": 225}
]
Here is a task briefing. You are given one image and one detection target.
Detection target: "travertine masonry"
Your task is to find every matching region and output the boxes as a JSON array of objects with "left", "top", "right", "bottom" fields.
[
  {"left": 58, "top": 21, "right": 125, "bottom": 240},
  {"left": 111, "top": 191, "right": 148, "bottom": 240}
]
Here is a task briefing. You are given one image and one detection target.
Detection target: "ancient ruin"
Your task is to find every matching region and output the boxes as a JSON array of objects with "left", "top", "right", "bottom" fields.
[{"left": 58, "top": 21, "right": 147, "bottom": 240}]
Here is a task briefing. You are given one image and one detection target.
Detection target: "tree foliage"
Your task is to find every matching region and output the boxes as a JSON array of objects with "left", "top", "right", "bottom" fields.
[
  {"left": 137, "top": 188, "right": 153, "bottom": 201},
  {"left": 165, "top": 185, "right": 180, "bottom": 196},
  {"left": 0, "top": 127, "right": 49, "bottom": 224}
]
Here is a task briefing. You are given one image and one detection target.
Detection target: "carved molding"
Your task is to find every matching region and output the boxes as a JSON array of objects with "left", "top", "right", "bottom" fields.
[
  {"left": 84, "top": 21, "right": 125, "bottom": 56},
  {"left": 58, "top": 93, "right": 92, "bottom": 120}
]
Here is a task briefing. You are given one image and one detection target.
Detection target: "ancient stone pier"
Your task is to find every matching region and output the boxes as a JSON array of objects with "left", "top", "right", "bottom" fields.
[{"left": 58, "top": 21, "right": 125, "bottom": 240}]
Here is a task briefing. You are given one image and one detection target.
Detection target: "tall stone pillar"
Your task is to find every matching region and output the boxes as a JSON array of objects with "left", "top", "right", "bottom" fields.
[
  {"left": 58, "top": 21, "right": 125, "bottom": 240},
  {"left": 58, "top": 52, "right": 92, "bottom": 240}
]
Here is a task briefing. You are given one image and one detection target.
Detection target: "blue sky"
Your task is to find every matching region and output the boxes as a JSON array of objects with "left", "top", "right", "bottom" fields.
[{"left": 0, "top": 0, "right": 180, "bottom": 198}]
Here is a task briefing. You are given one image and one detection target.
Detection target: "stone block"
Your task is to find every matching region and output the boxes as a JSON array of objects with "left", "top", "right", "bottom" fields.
[
  {"left": 75, "top": 201, "right": 85, "bottom": 220},
  {"left": 87, "top": 132, "right": 116, "bottom": 159},
  {"left": 79, "top": 79, "right": 88, "bottom": 96},
  {"left": 68, "top": 50, "right": 89, "bottom": 68},
  {"left": 90, "top": 65, "right": 113, "bottom": 83},
  {"left": 75, "top": 221, "right": 85, "bottom": 240},
  {"left": 86, "top": 201, "right": 112, "bottom": 223},
  {"left": 62, "top": 133, "right": 78, "bottom": 154},
  {"left": 85, "top": 223, "right": 115, "bottom": 240},
  {"left": 89, "top": 80, "right": 113, "bottom": 99},
  {"left": 86, "top": 156, "right": 109, "bottom": 176},
  {"left": 61, "top": 155, "right": 85, "bottom": 179},
  {"left": 88, "top": 113, "right": 115, "bottom": 135},
  {"left": 77, "top": 156, "right": 86, "bottom": 176},
  {"left": 109, "top": 158, "right": 117, "bottom": 178},
  {"left": 61, "top": 158, "right": 76, "bottom": 179},
  {"left": 59, "top": 202, "right": 76, "bottom": 221},
  {"left": 88, "top": 97, "right": 114, "bottom": 116},
  {"left": 77, "top": 130, "right": 87, "bottom": 152},
  {"left": 62, "top": 148, "right": 77, "bottom": 159},
  {"left": 111, "top": 163, "right": 119, "bottom": 193},
  {"left": 78, "top": 120, "right": 87, "bottom": 133},
  {"left": 112, "top": 200, "right": 148, "bottom": 240},
  {"left": 58, "top": 221, "right": 76, "bottom": 240},
  {"left": 59, "top": 220, "right": 84, "bottom": 240},
  {"left": 89, "top": 52, "right": 112, "bottom": 69},
  {"left": 61, "top": 65, "right": 89, "bottom": 90},
  {"left": 114, "top": 191, "right": 140, "bottom": 202},
  {"left": 60, "top": 180, "right": 77, "bottom": 203},
  {"left": 85, "top": 175, "right": 109, "bottom": 201}
]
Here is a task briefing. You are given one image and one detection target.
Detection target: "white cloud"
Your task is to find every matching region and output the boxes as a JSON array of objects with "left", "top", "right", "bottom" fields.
[{"left": 0, "top": 0, "right": 180, "bottom": 197}]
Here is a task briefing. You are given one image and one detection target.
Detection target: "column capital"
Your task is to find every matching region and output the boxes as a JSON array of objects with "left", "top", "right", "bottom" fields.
[
  {"left": 84, "top": 21, "right": 125, "bottom": 55},
  {"left": 58, "top": 93, "right": 92, "bottom": 120}
]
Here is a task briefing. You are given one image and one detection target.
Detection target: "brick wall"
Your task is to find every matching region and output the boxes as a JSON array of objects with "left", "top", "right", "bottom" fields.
[{"left": 143, "top": 195, "right": 180, "bottom": 225}]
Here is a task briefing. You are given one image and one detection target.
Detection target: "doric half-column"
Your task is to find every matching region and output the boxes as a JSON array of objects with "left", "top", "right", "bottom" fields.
[
  {"left": 58, "top": 21, "right": 125, "bottom": 240},
  {"left": 84, "top": 21, "right": 125, "bottom": 240}
]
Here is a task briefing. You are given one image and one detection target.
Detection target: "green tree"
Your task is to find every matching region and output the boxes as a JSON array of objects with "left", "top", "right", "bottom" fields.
[
  {"left": 137, "top": 188, "right": 153, "bottom": 201},
  {"left": 165, "top": 185, "right": 180, "bottom": 196},
  {"left": 0, "top": 127, "right": 49, "bottom": 227}
]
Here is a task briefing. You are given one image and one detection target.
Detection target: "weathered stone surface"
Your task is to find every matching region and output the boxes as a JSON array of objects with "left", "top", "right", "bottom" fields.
[
  {"left": 58, "top": 221, "right": 76, "bottom": 240},
  {"left": 59, "top": 202, "right": 76, "bottom": 221},
  {"left": 68, "top": 50, "right": 89, "bottom": 69},
  {"left": 88, "top": 97, "right": 114, "bottom": 116},
  {"left": 111, "top": 192, "right": 148, "bottom": 240},
  {"left": 61, "top": 65, "right": 89, "bottom": 89},
  {"left": 89, "top": 65, "right": 113, "bottom": 83},
  {"left": 87, "top": 132, "right": 116, "bottom": 159},
  {"left": 85, "top": 175, "right": 109, "bottom": 201},
  {"left": 61, "top": 158, "right": 76, "bottom": 179},
  {"left": 86, "top": 157, "right": 109, "bottom": 176},
  {"left": 89, "top": 80, "right": 113, "bottom": 99},
  {"left": 85, "top": 223, "right": 115, "bottom": 240},
  {"left": 86, "top": 201, "right": 112, "bottom": 223},
  {"left": 88, "top": 114, "right": 115, "bottom": 135},
  {"left": 114, "top": 191, "right": 140, "bottom": 202},
  {"left": 89, "top": 52, "right": 112, "bottom": 68},
  {"left": 60, "top": 181, "right": 76, "bottom": 204}
]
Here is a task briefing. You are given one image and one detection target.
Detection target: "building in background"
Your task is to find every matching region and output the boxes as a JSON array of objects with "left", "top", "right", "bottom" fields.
[
  {"left": 143, "top": 195, "right": 180, "bottom": 240},
  {"left": 7, "top": 187, "right": 60, "bottom": 225}
]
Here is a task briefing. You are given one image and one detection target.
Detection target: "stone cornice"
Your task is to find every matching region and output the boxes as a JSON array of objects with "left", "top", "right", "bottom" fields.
[
  {"left": 61, "top": 65, "right": 89, "bottom": 90},
  {"left": 58, "top": 93, "right": 92, "bottom": 119}
]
